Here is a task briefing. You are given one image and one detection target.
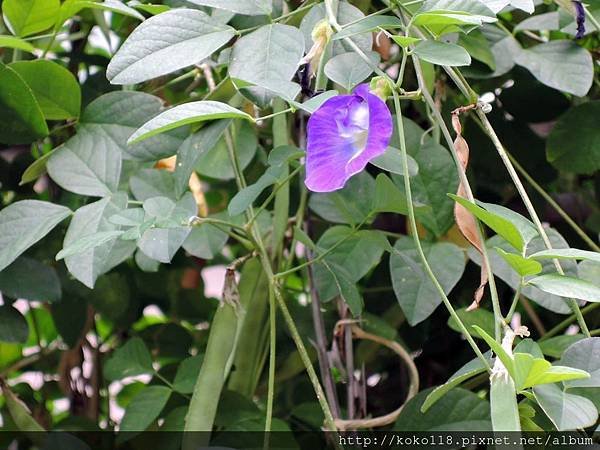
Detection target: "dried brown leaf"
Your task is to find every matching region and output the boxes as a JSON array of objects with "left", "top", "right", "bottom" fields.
[{"left": 451, "top": 110, "right": 488, "bottom": 310}]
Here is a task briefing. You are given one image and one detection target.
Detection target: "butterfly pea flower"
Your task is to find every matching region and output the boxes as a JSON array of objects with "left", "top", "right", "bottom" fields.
[{"left": 305, "top": 84, "right": 393, "bottom": 193}]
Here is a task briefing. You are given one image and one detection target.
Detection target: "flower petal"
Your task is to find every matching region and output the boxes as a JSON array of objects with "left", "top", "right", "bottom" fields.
[
  {"left": 345, "top": 84, "right": 393, "bottom": 176},
  {"left": 305, "top": 94, "right": 359, "bottom": 192}
]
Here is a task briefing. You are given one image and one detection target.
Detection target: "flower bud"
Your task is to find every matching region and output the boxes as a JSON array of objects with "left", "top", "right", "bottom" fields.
[
  {"left": 369, "top": 76, "right": 393, "bottom": 100},
  {"left": 301, "top": 19, "right": 334, "bottom": 76}
]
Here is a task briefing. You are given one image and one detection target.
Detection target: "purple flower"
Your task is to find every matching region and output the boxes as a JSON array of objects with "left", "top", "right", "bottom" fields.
[
  {"left": 573, "top": 1, "right": 586, "bottom": 39},
  {"left": 305, "top": 84, "right": 393, "bottom": 193}
]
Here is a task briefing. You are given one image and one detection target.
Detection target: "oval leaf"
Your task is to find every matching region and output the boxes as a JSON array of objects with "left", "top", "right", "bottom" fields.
[{"left": 107, "top": 9, "right": 235, "bottom": 85}]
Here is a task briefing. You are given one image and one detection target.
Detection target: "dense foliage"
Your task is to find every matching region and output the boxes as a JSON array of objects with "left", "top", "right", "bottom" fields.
[{"left": 1, "top": 0, "right": 600, "bottom": 445}]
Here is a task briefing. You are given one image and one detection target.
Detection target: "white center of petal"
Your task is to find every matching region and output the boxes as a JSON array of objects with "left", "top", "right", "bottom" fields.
[{"left": 336, "top": 99, "right": 370, "bottom": 161}]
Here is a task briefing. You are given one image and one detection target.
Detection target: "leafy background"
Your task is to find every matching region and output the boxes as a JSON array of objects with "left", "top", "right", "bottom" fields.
[{"left": 0, "top": 0, "right": 600, "bottom": 445}]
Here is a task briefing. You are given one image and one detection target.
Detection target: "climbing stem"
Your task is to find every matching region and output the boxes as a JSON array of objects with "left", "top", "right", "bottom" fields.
[
  {"left": 411, "top": 55, "right": 503, "bottom": 341},
  {"left": 391, "top": 87, "right": 491, "bottom": 372}
]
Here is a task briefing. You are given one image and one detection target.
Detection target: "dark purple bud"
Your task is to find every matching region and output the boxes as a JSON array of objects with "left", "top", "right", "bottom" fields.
[{"left": 573, "top": 1, "right": 586, "bottom": 39}]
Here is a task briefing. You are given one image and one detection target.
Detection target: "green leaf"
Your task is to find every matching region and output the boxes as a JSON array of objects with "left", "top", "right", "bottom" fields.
[
  {"left": 187, "top": 0, "right": 272, "bottom": 15},
  {"left": 66, "top": 0, "right": 145, "bottom": 21},
  {"left": 413, "top": 11, "right": 492, "bottom": 28},
  {"left": 46, "top": 91, "right": 187, "bottom": 195},
  {"left": 194, "top": 121, "right": 257, "bottom": 181},
  {"left": 0, "top": 306, "right": 29, "bottom": 343},
  {"left": 391, "top": 237, "right": 466, "bottom": 325},
  {"left": 546, "top": 101, "right": 600, "bottom": 175},
  {"left": 89, "top": 273, "right": 132, "bottom": 325},
  {"left": 318, "top": 262, "right": 363, "bottom": 316},
  {"left": 490, "top": 373, "right": 520, "bottom": 431},
  {"left": 1, "top": 383, "right": 45, "bottom": 434},
  {"left": 421, "top": 353, "right": 492, "bottom": 412},
  {"left": 448, "top": 307, "right": 496, "bottom": 339},
  {"left": 293, "top": 90, "right": 339, "bottom": 114},
  {"left": 137, "top": 194, "right": 197, "bottom": 263},
  {"left": 183, "top": 222, "right": 228, "bottom": 260},
  {"left": 539, "top": 334, "right": 584, "bottom": 359},
  {"left": 119, "top": 386, "right": 171, "bottom": 434},
  {"left": 130, "top": 169, "right": 176, "bottom": 202},
  {"left": 393, "top": 140, "right": 458, "bottom": 237},
  {"left": 450, "top": 194, "right": 524, "bottom": 251},
  {"left": 104, "top": 337, "right": 153, "bottom": 380},
  {"left": 469, "top": 231, "right": 577, "bottom": 314},
  {"left": 229, "top": 24, "right": 305, "bottom": 106},
  {"left": 514, "top": 11, "right": 559, "bottom": 32},
  {"left": 514, "top": 338, "right": 543, "bottom": 358},
  {"left": 395, "top": 387, "right": 491, "bottom": 431},
  {"left": 533, "top": 384, "right": 598, "bottom": 431},
  {"left": 109, "top": 209, "right": 145, "bottom": 227},
  {"left": 530, "top": 248, "right": 600, "bottom": 265},
  {"left": 413, "top": 1, "right": 497, "bottom": 36},
  {"left": 390, "top": 35, "right": 422, "bottom": 48},
  {"left": 373, "top": 173, "right": 409, "bottom": 215},
  {"left": 0, "top": 62, "right": 48, "bottom": 144},
  {"left": 107, "top": 9, "right": 235, "bottom": 84},
  {"left": 62, "top": 194, "right": 135, "bottom": 288},
  {"left": 267, "top": 145, "right": 304, "bottom": 166},
  {"left": 228, "top": 165, "right": 286, "bottom": 216},
  {"left": 324, "top": 51, "right": 380, "bottom": 91},
  {"left": 129, "top": 101, "right": 252, "bottom": 144},
  {"left": 0, "top": 257, "right": 61, "bottom": 302},
  {"left": 495, "top": 248, "right": 542, "bottom": 277},
  {"left": 473, "top": 325, "right": 516, "bottom": 379},
  {"left": 313, "top": 228, "right": 387, "bottom": 307},
  {"left": 9, "top": 60, "right": 81, "bottom": 120},
  {"left": 480, "top": 0, "right": 534, "bottom": 14},
  {"left": 333, "top": 15, "right": 404, "bottom": 40},
  {"left": 309, "top": 171, "right": 375, "bottom": 225},
  {"left": 0, "top": 201, "right": 71, "bottom": 272},
  {"left": 514, "top": 40, "right": 593, "bottom": 97},
  {"left": 300, "top": 3, "right": 372, "bottom": 57},
  {"left": 414, "top": 40, "right": 472, "bottom": 66},
  {"left": 134, "top": 250, "right": 160, "bottom": 273},
  {"left": 318, "top": 227, "right": 389, "bottom": 282},
  {"left": 419, "top": 0, "right": 497, "bottom": 18},
  {"left": 174, "top": 120, "right": 230, "bottom": 197},
  {"left": 19, "top": 149, "right": 55, "bottom": 186},
  {"left": 47, "top": 133, "right": 121, "bottom": 197},
  {"left": 3, "top": 0, "right": 60, "bottom": 37},
  {"left": 172, "top": 355, "right": 204, "bottom": 394},
  {"left": 478, "top": 201, "right": 538, "bottom": 245},
  {"left": 56, "top": 231, "right": 125, "bottom": 261},
  {"left": 560, "top": 338, "right": 600, "bottom": 388},
  {"left": 370, "top": 146, "right": 419, "bottom": 177},
  {"left": 458, "top": 29, "right": 495, "bottom": 70},
  {"left": 527, "top": 274, "right": 600, "bottom": 303},
  {"left": 0, "top": 35, "right": 36, "bottom": 52},
  {"left": 130, "top": 2, "right": 169, "bottom": 15},
  {"left": 51, "top": 291, "right": 88, "bottom": 347},
  {"left": 513, "top": 353, "right": 589, "bottom": 390}
]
